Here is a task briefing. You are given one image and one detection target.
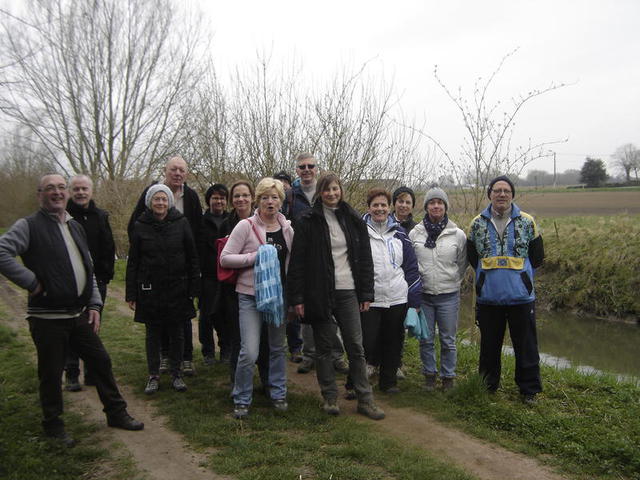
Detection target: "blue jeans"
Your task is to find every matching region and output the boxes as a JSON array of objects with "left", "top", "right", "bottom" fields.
[
  {"left": 419, "top": 291, "right": 460, "bottom": 378},
  {"left": 232, "top": 293, "right": 287, "bottom": 406}
]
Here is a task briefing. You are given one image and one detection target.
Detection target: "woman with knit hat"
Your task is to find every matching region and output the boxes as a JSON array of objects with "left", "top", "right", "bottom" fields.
[
  {"left": 126, "top": 185, "right": 200, "bottom": 394},
  {"left": 391, "top": 186, "right": 417, "bottom": 233},
  {"left": 409, "top": 187, "right": 468, "bottom": 391}
]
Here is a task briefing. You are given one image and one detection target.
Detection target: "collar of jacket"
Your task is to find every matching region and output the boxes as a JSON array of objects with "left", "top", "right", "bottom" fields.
[
  {"left": 67, "top": 199, "right": 98, "bottom": 215},
  {"left": 480, "top": 202, "right": 521, "bottom": 220},
  {"left": 139, "top": 207, "right": 183, "bottom": 224}
]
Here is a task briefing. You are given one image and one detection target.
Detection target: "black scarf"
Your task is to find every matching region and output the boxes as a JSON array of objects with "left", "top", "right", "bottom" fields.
[{"left": 423, "top": 214, "right": 448, "bottom": 249}]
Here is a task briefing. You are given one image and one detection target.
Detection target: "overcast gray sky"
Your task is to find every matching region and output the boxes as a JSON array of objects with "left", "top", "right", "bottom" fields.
[{"left": 203, "top": 0, "right": 639, "bottom": 175}]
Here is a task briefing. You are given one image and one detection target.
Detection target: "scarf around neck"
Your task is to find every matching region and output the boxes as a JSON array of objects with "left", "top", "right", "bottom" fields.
[{"left": 423, "top": 214, "right": 448, "bottom": 249}]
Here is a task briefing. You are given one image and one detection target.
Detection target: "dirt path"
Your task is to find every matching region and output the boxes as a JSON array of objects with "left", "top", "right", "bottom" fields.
[{"left": 1, "top": 278, "right": 568, "bottom": 480}]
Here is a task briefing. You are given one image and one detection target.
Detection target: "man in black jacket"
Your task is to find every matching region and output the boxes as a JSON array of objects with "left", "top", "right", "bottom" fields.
[
  {"left": 0, "top": 174, "right": 143, "bottom": 447},
  {"left": 64, "top": 175, "right": 116, "bottom": 391},
  {"left": 128, "top": 156, "right": 202, "bottom": 376}
]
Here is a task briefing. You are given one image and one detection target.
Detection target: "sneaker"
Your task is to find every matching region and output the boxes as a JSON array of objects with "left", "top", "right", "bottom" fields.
[
  {"left": 172, "top": 376, "right": 187, "bottom": 392},
  {"left": 203, "top": 355, "right": 215, "bottom": 366},
  {"left": 423, "top": 374, "right": 437, "bottom": 392},
  {"left": 182, "top": 360, "right": 196, "bottom": 376},
  {"left": 64, "top": 375, "right": 82, "bottom": 392},
  {"left": 357, "top": 401, "right": 385, "bottom": 420},
  {"left": 333, "top": 358, "right": 349, "bottom": 375},
  {"left": 322, "top": 401, "right": 340, "bottom": 416},
  {"left": 107, "top": 412, "right": 144, "bottom": 431},
  {"left": 159, "top": 356, "right": 169, "bottom": 374},
  {"left": 290, "top": 352, "right": 303, "bottom": 363},
  {"left": 442, "top": 377, "right": 455, "bottom": 391},
  {"left": 273, "top": 399, "right": 288, "bottom": 412},
  {"left": 396, "top": 367, "right": 406, "bottom": 380},
  {"left": 144, "top": 376, "right": 159, "bottom": 395},
  {"left": 233, "top": 404, "right": 249, "bottom": 419},
  {"left": 297, "top": 358, "right": 314, "bottom": 374},
  {"left": 45, "top": 429, "right": 76, "bottom": 448},
  {"left": 366, "top": 364, "right": 377, "bottom": 378},
  {"left": 344, "top": 388, "right": 357, "bottom": 400},
  {"left": 522, "top": 393, "right": 537, "bottom": 405}
]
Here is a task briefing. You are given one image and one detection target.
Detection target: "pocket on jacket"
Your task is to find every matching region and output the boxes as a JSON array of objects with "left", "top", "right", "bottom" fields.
[
  {"left": 520, "top": 272, "right": 533, "bottom": 295},
  {"left": 475, "top": 271, "right": 485, "bottom": 296}
]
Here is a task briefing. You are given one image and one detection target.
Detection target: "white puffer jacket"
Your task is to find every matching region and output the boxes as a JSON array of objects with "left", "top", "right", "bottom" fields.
[{"left": 409, "top": 218, "right": 468, "bottom": 295}]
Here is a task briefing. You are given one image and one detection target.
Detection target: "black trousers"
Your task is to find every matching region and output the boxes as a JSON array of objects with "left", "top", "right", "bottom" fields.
[
  {"left": 476, "top": 302, "right": 542, "bottom": 395},
  {"left": 161, "top": 320, "right": 193, "bottom": 361},
  {"left": 65, "top": 281, "right": 107, "bottom": 379},
  {"left": 360, "top": 304, "right": 407, "bottom": 390},
  {"left": 28, "top": 314, "right": 127, "bottom": 434},
  {"left": 146, "top": 322, "right": 184, "bottom": 377},
  {"left": 198, "top": 277, "right": 232, "bottom": 359}
]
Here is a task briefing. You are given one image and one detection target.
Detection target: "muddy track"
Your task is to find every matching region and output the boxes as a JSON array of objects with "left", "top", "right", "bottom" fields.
[{"left": 1, "top": 278, "right": 568, "bottom": 480}]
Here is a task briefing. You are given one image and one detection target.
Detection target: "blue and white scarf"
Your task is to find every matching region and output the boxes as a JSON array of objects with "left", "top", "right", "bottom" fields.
[{"left": 254, "top": 244, "right": 285, "bottom": 326}]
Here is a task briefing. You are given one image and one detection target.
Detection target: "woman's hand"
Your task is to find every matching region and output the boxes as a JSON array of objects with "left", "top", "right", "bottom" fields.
[
  {"left": 359, "top": 301, "right": 371, "bottom": 312},
  {"left": 294, "top": 304, "right": 305, "bottom": 318},
  {"left": 127, "top": 301, "right": 136, "bottom": 311}
]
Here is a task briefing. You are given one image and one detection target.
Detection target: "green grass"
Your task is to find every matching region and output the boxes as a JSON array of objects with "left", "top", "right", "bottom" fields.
[
  {"left": 99, "top": 296, "right": 475, "bottom": 480},
  {"left": 0, "top": 305, "right": 139, "bottom": 480}
]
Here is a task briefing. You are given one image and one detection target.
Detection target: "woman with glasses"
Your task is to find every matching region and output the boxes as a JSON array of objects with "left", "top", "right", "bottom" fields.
[{"left": 287, "top": 172, "right": 385, "bottom": 420}]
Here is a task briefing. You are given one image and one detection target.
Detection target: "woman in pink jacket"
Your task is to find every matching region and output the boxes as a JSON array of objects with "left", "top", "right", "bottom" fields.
[{"left": 220, "top": 178, "right": 294, "bottom": 419}]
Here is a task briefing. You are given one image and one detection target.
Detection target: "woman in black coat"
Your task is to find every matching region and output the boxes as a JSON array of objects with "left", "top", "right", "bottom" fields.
[
  {"left": 126, "top": 185, "right": 200, "bottom": 395},
  {"left": 287, "top": 172, "right": 384, "bottom": 420}
]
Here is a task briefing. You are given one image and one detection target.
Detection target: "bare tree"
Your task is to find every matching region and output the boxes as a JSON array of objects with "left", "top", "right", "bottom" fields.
[
  {"left": 0, "top": 0, "right": 206, "bottom": 181},
  {"left": 414, "top": 49, "right": 568, "bottom": 212},
  {"left": 611, "top": 143, "right": 639, "bottom": 182}
]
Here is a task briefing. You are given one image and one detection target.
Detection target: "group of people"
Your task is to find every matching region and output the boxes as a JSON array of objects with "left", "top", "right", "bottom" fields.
[{"left": 0, "top": 152, "right": 545, "bottom": 444}]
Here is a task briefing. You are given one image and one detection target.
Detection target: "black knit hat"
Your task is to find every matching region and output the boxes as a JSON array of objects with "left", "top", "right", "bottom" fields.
[
  {"left": 205, "top": 183, "right": 229, "bottom": 205},
  {"left": 392, "top": 186, "right": 416, "bottom": 207},
  {"left": 273, "top": 170, "right": 293, "bottom": 186},
  {"left": 487, "top": 176, "right": 516, "bottom": 199}
]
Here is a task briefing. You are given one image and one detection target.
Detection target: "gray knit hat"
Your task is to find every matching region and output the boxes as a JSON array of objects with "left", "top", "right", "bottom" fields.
[
  {"left": 145, "top": 184, "right": 175, "bottom": 209},
  {"left": 423, "top": 187, "right": 449, "bottom": 211}
]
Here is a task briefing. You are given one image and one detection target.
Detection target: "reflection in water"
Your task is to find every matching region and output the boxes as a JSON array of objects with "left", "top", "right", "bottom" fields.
[{"left": 458, "top": 296, "right": 640, "bottom": 382}]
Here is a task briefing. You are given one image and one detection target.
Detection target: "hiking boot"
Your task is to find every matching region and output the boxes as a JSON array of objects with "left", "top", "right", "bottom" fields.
[
  {"left": 107, "top": 412, "right": 144, "bottom": 431},
  {"left": 442, "top": 377, "right": 455, "bottom": 391},
  {"left": 396, "top": 367, "right": 406, "bottom": 380},
  {"left": 290, "top": 352, "right": 303, "bottom": 363},
  {"left": 144, "top": 376, "right": 159, "bottom": 395},
  {"left": 522, "top": 393, "right": 537, "bottom": 406},
  {"left": 203, "top": 355, "right": 215, "bottom": 366},
  {"left": 333, "top": 358, "right": 349, "bottom": 375},
  {"left": 64, "top": 374, "right": 82, "bottom": 392},
  {"left": 182, "top": 360, "right": 196, "bottom": 376},
  {"left": 45, "top": 429, "right": 76, "bottom": 448},
  {"left": 366, "top": 364, "right": 377, "bottom": 378},
  {"left": 357, "top": 401, "right": 385, "bottom": 420},
  {"left": 273, "top": 399, "right": 288, "bottom": 412},
  {"left": 423, "top": 374, "right": 437, "bottom": 392},
  {"left": 322, "top": 401, "right": 340, "bottom": 416},
  {"left": 159, "top": 356, "right": 169, "bottom": 374},
  {"left": 172, "top": 376, "right": 187, "bottom": 392},
  {"left": 344, "top": 388, "right": 357, "bottom": 400},
  {"left": 297, "top": 358, "right": 314, "bottom": 374},
  {"left": 233, "top": 404, "right": 249, "bottom": 419}
]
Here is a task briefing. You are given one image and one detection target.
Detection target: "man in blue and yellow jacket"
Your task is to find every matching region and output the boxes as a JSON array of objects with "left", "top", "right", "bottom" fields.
[{"left": 467, "top": 176, "right": 544, "bottom": 404}]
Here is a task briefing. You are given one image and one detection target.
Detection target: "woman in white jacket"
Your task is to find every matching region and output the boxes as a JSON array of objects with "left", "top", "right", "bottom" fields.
[
  {"left": 409, "top": 187, "right": 468, "bottom": 391},
  {"left": 361, "top": 188, "right": 422, "bottom": 393}
]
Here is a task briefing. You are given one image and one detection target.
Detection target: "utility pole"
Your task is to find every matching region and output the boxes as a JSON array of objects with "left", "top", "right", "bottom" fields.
[{"left": 553, "top": 151, "right": 557, "bottom": 188}]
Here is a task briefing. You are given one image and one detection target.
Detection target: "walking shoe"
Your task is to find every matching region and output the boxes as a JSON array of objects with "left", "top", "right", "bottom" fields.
[
  {"left": 442, "top": 377, "right": 455, "bottom": 391},
  {"left": 273, "top": 399, "right": 288, "bottom": 412},
  {"left": 381, "top": 386, "right": 400, "bottom": 394},
  {"left": 357, "top": 401, "right": 385, "bottom": 420},
  {"left": 333, "top": 358, "right": 349, "bottom": 375},
  {"left": 344, "top": 388, "right": 357, "bottom": 400},
  {"left": 144, "top": 376, "right": 160, "bottom": 395},
  {"left": 45, "top": 429, "right": 76, "bottom": 448},
  {"left": 203, "top": 355, "right": 215, "bottom": 366},
  {"left": 423, "top": 374, "right": 437, "bottom": 392},
  {"left": 171, "top": 376, "right": 187, "bottom": 392},
  {"left": 396, "top": 367, "right": 406, "bottom": 380},
  {"left": 64, "top": 374, "right": 82, "bottom": 392},
  {"left": 107, "top": 412, "right": 144, "bottom": 431},
  {"left": 159, "top": 356, "right": 169, "bottom": 374},
  {"left": 290, "top": 352, "right": 303, "bottom": 363},
  {"left": 522, "top": 393, "right": 537, "bottom": 405},
  {"left": 322, "top": 401, "right": 340, "bottom": 416},
  {"left": 366, "top": 364, "right": 377, "bottom": 378},
  {"left": 182, "top": 360, "right": 196, "bottom": 376},
  {"left": 297, "top": 357, "right": 314, "bottom": 374},
  {"left": 233, "top": 404, "right": 249, "bottom": 419}
]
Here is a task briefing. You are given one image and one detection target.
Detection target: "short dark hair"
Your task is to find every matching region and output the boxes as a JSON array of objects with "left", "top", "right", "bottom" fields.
[
  {"left": 273, "top": 170, "right": 292, "bottom": 185},
  {"left": 205, "top": 183, "right": 228, "bottom": 205},
  {"left": 366, "top": 187, "right": 391, "bottom": 206}
]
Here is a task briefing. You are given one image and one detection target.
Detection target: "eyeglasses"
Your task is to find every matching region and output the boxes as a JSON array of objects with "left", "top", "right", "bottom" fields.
[
  {"left": 297, "top": 164, "right": 316, "bottom": 170},
  {"left": 39, "top": 184, "right": 67, "bottom": 193},
  {"left": 491, "top": 189, "right": 512, "bottom": 195}
]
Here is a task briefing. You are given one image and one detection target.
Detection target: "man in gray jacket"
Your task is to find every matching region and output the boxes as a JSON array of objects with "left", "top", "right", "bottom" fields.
[{"left": 0, "top": 174, "right": 143, "bottom": 447}]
